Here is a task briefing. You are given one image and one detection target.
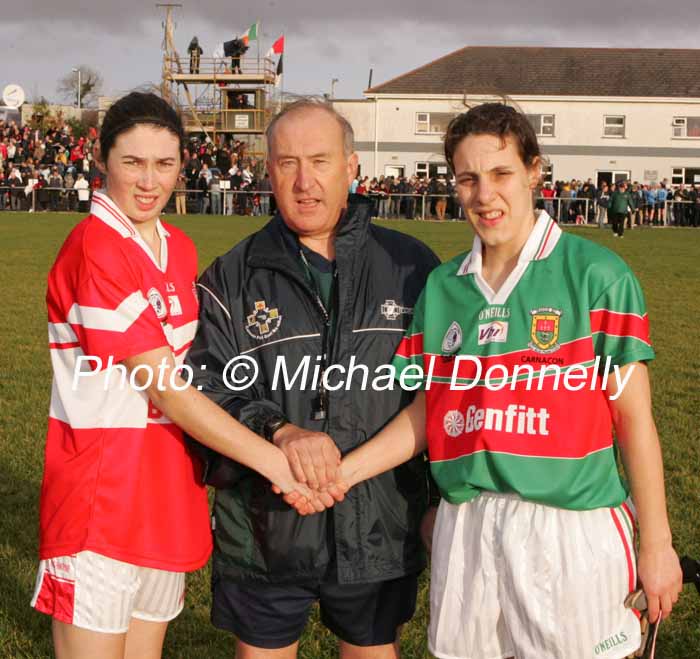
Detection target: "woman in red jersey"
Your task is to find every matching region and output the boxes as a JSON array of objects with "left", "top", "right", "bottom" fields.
[{"left": 33, "top": 92, "right": 334, "bottom": 659}]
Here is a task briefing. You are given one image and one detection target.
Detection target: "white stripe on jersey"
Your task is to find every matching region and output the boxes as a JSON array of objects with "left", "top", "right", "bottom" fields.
[
  {"left": 49, "top": 321, "right": 195, "bottom": 429},
  {"left": 49, "top": 322, "right": 78, "bottom": 344},
  {"left": 169, "top": 319, "right": 198, "bottom": 353},
  {"left": 67, "top": 291, "right": 149, "bottom": 333},
  {"left": 49, "top": 345, "right": 150, "bottom": 428}
]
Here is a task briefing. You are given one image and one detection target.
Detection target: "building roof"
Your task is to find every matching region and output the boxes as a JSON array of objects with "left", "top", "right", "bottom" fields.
[{"left": 366, "top": 47, "right": 700, "bottom": 98}]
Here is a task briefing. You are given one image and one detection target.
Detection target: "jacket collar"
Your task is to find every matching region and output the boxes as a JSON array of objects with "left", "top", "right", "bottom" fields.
[{"left": 246, "top": 194, "right": 374, "bottom": 271}]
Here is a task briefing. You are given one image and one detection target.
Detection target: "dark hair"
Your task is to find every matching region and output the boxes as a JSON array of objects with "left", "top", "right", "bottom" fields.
[
  {"left": 99, "top": 92, "right": 185, "bottom": 163},
  {"left": 444, "top": 102, "right": 541, "bottom": 173}
]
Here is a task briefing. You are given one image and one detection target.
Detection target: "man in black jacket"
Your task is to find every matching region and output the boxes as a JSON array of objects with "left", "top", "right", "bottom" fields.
[{"left": 187, "top": 99, "right": 439, "bottom": 658}]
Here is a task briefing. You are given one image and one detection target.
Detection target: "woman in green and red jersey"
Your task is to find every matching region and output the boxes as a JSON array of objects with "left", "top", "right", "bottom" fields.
[{"left": 328, "top": 103, "right": 682, "bottom": 659}]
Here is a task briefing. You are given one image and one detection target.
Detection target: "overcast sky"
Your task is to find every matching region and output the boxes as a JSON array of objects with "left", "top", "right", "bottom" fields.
[{"left": 4, "top": 0, "right": 700, "bottom": 104}]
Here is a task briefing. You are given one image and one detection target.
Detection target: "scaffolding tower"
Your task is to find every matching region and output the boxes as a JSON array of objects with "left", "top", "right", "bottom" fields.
[{"left": 159, "top": 5, "right": 276, "bottom": 158}]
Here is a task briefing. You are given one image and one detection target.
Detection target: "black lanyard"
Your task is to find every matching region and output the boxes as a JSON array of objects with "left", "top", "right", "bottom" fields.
[
  {"left": 299, "top": 249, "right": 337, "bottom": 421},
  {"left": 299, "top": 248, "right": 331, "bottom": 323}
]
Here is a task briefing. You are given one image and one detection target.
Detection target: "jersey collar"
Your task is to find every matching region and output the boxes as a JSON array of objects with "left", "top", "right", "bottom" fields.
[
  {"left": 90, "top": 191, "right": 170, "bottom": 271},
  {"left": 457, "top": 210, "right": 560, "bottom": 277}
]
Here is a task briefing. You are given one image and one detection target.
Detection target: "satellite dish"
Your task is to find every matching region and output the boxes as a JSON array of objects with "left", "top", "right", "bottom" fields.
[{"left": 3, "top": 84, "right": 26, "bottom": 108}]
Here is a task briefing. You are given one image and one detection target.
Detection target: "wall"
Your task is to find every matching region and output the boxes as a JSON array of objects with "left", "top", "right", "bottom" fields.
[{"left": 334, "top": 95, "right": 700, "bottom": 182}]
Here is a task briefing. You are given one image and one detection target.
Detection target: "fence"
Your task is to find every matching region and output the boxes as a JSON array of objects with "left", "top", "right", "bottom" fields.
[
  {"left": 538, "top": 197, "right": 700, "bottom": 227},
  {"left": 3, "top": 187, "right": 699, "bottom": 226},
  {"left": 662, "top": 199, "right": 700, "bottom": 227},
  {"left": 365, "top": 193, "right": 460, "bottom": 221},
  {"left": 538, "top": 197, "right": 591, "bottom": 224},
  {"left": 0, "top": 186, "right": 91, "bottom": 212},
  {"left": 0, "top": 188, "right": 460, "bottom": 220},
  {"left": 169, "top": 56, "right": 276, "bottom": 79}
]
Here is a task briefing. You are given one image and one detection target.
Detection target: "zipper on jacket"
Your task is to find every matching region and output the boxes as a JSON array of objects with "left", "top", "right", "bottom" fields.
[{"left": 299, "top": 249, "right": 336, "bottom": 421}]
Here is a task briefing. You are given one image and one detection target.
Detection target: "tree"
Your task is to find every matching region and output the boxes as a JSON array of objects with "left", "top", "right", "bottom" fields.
[
  {"left": 65, "top": 111, "right": 99, "bottom": 139},
  {"left": 56, "top": 66, "right": 104, "bottom": 108},
  {"left": 28, "top": 98, "right": 63, "bottom": 134}
]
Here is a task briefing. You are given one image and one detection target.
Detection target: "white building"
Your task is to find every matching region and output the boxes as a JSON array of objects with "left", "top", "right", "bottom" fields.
[{"left": 333, "top": 46, "right": 700, "bottom": 186}]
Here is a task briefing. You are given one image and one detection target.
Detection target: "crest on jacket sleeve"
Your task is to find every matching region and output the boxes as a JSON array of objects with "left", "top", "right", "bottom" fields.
[
  {"left": 245, "top": 300, "right": 282, "bottom": 340},
  {"left": 380, "top": 299, "right": 413, "bottom": 321}
]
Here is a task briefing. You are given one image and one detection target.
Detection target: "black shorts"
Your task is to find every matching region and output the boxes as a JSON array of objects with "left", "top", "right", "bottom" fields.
[{"left": 211, "top": 573, "right": 419, "bottom": 649}]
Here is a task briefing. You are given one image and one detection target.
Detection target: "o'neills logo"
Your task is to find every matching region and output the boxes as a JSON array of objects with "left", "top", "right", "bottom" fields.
[
  {"left": 478, "top": 306, "right": 511, "bottom": 321},
  {"left": 443, "top": 404, "right": 550, "bottom": 438},
  {"left": 594, "top": 631, "right": 629, "bottom": 655}
]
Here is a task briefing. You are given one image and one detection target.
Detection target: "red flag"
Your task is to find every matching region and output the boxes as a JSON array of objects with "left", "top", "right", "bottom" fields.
[{"left": 269, "top": 35, "right": 284, "bottom": 55}]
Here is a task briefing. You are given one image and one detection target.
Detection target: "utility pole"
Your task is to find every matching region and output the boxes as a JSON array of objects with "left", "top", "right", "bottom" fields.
[
  {"left": 72, "top": 68, "right": 82, "bottom": 108},
  {"left": 331, "top": 78, "right": 339, "bottom": 99}
]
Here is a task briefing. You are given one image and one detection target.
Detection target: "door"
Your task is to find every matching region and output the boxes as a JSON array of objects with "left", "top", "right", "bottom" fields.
[
  {"left": 384, "top": 165, "right": 405, "bottom": 178},
  {"left": 597, "top": 170, "right": 630, "bottom": 187}
]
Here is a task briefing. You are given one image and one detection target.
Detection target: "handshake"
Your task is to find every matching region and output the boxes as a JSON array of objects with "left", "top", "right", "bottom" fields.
[{"left": 267, "top": 423, "right": 356, "bottom": 516}]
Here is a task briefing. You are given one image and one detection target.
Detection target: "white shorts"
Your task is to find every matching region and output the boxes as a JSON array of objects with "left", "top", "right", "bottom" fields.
[
  {"left": 31, "top": 551, "right": 185, "bottom": 633},
  {"left": 429, "top": 492, "right": 641, "bottom": 659}
]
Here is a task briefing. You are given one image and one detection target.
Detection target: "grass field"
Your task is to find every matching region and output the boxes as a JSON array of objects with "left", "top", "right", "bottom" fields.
[{"left": 1, "top": 212, "right": 698, "bottom": 658}]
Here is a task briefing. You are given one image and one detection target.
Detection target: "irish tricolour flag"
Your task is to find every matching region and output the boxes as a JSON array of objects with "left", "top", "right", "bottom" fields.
[{"left": 239, "top": 22, "right": 258, "bottom": 45}]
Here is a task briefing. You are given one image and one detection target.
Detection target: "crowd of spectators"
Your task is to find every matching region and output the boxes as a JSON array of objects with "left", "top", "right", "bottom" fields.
[
  {"left": 178, "top": 137, "right": 271, "bottom": 216},
  {"left": 350, "top": 174, "right": 460, "bottom": 220},
  {"left": 2, "top": 114, "right": 699, "bottom": 226},
  {"left": 540, "top": 178, "right": 700, "bottom": 228},
  {"left": 350, "top": 173, "right": 700, "bottom": 227},
  {"left": 0, "top": 114, "right": 269, "bottom": 215},
  {"left": 0, "top": 118, "right": 100, "bottom": 212}
]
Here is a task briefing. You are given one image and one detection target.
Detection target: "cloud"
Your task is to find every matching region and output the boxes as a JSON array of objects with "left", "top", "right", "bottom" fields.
[
  {"left": 318, "top": 40, "right": 342, "bottom": 60},
  {"left": 5, "top": 0, "right": 700, "bottom": 102},
  {"left": 12, "top": 0, "right": 698, "bottom": 33}
]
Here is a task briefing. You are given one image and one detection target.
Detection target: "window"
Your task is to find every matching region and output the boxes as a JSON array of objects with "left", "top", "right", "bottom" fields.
[
  {"left": 526, "top": 114, "right": 555, "bottom": 137},
  {"left": 541, "top": 163, "right": 553, "bottom": 183},
  {"left": 603, "top": 115, "right": 625, "bottom": 138},
  {"left": 671, "top": 167, "right": 700, "bottom": 185},
  {"left": 672, "top": 117, "right": 700, "bottom": 138},
  {"left": 415, "top": 112, "right": 455, "bottom": 135},
  {"left": 415, "top": 161, "right": 450, "bottom": 179}
]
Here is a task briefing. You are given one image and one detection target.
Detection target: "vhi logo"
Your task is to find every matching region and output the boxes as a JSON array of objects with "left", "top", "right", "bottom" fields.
[{"left": 477, "top": 321, "right": 508, "bottom": 346}]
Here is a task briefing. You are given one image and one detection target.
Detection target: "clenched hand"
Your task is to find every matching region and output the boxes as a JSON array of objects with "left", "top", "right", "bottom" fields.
[{"left": 271, "top": 423, "right": 348, "bottom": 511}]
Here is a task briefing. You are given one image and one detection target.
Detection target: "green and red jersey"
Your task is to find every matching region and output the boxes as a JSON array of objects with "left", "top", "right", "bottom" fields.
[{"left": 393, "top": 212, "right": 654, "bottom": 510}]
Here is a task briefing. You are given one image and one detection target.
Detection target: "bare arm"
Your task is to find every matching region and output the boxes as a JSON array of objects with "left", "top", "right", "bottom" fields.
[
  {"left": 607, "top": 362, "right": 682, "bottom": 622},
  {"left": 124, "top": 346, "right": 329, "bottom": 515},
  {"left": 339, "top": 391, "right": 427, "bottom": 488},
  {"left": 280, "top": 391, "right": 427, "bottom": 509}
]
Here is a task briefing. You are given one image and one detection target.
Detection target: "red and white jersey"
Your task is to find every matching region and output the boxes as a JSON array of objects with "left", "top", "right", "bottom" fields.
[{"left": 40, "top": 191, "right": 211, "bottom": 572}]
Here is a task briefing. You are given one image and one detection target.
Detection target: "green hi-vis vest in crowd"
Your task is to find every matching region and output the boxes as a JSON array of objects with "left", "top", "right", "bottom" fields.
[{"left": 392, "top": 212, "right": 655, "bottom": 511}]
